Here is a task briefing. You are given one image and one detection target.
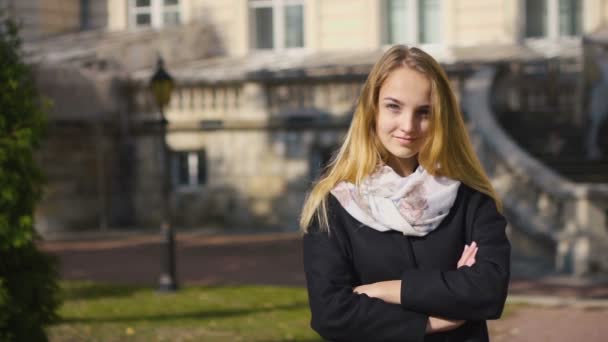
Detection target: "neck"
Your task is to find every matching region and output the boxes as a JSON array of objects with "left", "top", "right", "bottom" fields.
[{"left": 388, "top": 156, "right": 419, "bottom": 177}]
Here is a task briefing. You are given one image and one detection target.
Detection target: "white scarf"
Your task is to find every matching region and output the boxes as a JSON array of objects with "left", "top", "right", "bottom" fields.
[{"left": 330, "top": 164, "right": 461, "bottom": 236}]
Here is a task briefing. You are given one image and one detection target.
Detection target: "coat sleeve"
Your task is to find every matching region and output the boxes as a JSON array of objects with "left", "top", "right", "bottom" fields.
[
  {"left": 303, "top": 210, "right": 428, "bottom": 342},
  {"left": 399, "top": 191, "right": 511, "bottom": 321}
]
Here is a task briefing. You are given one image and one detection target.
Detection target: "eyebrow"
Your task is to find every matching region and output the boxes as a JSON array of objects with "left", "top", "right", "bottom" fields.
[
  {"left": 383, "top": 97, "right": 404, "bottom": 105},
  {"left": 383, "top": 97, "right": 430, "bottom": 107}
]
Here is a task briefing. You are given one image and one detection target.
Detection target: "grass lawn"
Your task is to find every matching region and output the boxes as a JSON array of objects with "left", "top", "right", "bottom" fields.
[
  {"left": 47, "top": 281, "right": 322, "bottom": 342},
  {"left": 48, "top": 281, "right": 518, "bottom": 341}
]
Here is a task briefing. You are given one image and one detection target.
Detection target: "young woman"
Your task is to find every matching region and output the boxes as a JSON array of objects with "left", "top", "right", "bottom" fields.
[{"left": 300, "top": 45, "right": 510, "bottom": 342}]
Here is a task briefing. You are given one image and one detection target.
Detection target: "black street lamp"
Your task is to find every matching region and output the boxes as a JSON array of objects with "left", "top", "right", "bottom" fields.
[{"left": 149, "top": 57, "right": 177, "bottom": 292}]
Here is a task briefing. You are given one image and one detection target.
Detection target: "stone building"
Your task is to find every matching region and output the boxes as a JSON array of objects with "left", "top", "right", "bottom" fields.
[{"left": 4, "top": 0, "right": 608, "bottom": 275}]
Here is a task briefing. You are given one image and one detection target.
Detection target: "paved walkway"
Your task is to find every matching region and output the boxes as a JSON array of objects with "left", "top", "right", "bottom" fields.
[{"left": 39, "top": 230, "right": 608, "bottom": 341}]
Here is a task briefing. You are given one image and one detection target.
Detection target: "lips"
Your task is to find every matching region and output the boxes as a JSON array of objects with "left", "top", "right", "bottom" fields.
[{"left": 393, "top": 136, "right": 418, "bottom": 145}]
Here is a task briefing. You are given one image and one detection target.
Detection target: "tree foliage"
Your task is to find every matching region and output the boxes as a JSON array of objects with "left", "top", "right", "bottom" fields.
[{"left": 0, "top": 15, "right": 60, "bottom": 342}]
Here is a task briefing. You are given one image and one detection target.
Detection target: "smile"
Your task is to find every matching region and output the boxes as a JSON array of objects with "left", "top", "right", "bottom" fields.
[{"left": 393, "top": 136, "right": 418, "bottom": 144}]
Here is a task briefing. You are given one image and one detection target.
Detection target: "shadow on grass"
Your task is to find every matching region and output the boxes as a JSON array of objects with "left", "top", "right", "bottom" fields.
[
  {"left": 60, "top": 281, "right": 143, "bottom": 301},
  {"left": 57, "top": 301, "right": 310, "bottom": 324}
]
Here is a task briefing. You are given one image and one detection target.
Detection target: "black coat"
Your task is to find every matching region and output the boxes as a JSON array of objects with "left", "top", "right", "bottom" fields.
[{"left": 302, "top": 184, "right": 511, "bottom": 342}]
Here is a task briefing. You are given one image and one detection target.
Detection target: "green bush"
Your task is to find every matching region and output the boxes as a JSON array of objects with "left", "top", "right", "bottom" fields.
[{"left": 0, "top": 16, "right": 60, "bottom": 342}]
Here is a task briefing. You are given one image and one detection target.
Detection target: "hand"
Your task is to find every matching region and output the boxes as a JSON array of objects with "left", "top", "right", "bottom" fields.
[
  {"left": 353, "top": 280, "right": 401, "bottom": 304},
  {"left": 426, "top": 316, "right": 465, "bottom": 334},
  {"left": 353, "top": 283, "right": 381, "bottom": 298},
  {"left": 457, "top": 241, "right": 478, "bottom": 268},
  {"left": 424, "top": 242, "right": 477, "bottom": 334},
  {"left": 353, "top": 242, "right": 479, "bottom": 307}
]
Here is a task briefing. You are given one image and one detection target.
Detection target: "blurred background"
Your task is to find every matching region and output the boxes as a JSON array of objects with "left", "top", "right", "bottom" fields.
[{"left": 1, "top": 0, "right": 608, "bottom": 341}]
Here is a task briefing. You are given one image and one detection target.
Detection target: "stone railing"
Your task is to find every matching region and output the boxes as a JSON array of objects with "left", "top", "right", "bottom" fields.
[
  {"left": 165, "top": 84, "right": 243, "bottom": 121},
  {"left": 130, "top": 79, "right": 363, "bottom": 123},
  {"left": 266, "top": 80, "right": 361, "bottom": 117},
  {"left": 493, "top": 58, "right": 580, "bottom": 117},
  {"left": 464, "top": 67, "right": 608, "bottom": 276}
]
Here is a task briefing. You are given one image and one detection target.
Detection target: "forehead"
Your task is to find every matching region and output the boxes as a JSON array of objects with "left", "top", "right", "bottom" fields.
[{"left": 379, "top": 66, "right": 431, "bottom": 104}]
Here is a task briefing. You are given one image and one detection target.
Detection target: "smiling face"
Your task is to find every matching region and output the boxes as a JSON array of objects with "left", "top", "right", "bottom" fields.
[{"left": 375, "top": 65, "right": 432, "bottom": 175}]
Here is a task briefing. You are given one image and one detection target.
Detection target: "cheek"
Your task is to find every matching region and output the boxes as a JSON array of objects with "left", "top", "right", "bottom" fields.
[
  {"left": 376, "top": 112, "right": 395, "bottom": 135},
  {"left": 420, "top": 120, "right": 431, "bottom": 136}
]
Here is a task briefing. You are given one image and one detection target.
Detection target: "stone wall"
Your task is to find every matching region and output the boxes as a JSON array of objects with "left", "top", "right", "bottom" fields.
[
  {"left": 34, "top": 123, "right": 116, "bottom": 233},
  {"left": 157, "top": 126, "right": 344, "bottom": 230},
  {"left": 26, "top": 21, "right": 223, "bottom": 72},
  {"left": 29, "top": 21, "right": 224, "bottom": 234},
  {"left": 449, "top": 0, "right": 517, "bottom": 45}
]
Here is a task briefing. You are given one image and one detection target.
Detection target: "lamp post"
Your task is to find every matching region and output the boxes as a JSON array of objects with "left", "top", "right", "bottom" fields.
[{"left": 149, "top": 57, "right": 177, "bottom": 292}]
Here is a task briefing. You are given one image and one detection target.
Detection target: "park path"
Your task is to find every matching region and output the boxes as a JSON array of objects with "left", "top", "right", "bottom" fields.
[{"left": 39, "top": 231, "right": 608, "bottom": 341}]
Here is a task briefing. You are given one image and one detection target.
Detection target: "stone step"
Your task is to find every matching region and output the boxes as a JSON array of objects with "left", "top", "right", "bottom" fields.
[
  {"left": 495, "top": 118, "right": 608, "bottom": 182},
  {"left": 536, "top": 158, "right": 608, "bottom": 183}
]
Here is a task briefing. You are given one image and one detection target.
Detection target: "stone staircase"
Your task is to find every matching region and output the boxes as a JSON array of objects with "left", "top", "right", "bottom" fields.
[
  {"left": 496, "top": 113, "right": 608, "bottom": 184},
  {"left": 542, "top": 158, "right": 608, "bottom": 183},
  {"left": 464, "top": 67, "right": 608, "bottom": 278},
  {"left": 491, "top": 58, "right": 608, "bottom": 184}
]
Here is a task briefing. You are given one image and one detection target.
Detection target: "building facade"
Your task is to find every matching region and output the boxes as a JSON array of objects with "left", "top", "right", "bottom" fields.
[
  {"left": 6, "top": 1, "right": 608, "bottom": 50},
  {"left": 6, "top": 0, "right": 608, "bottom": 234}
]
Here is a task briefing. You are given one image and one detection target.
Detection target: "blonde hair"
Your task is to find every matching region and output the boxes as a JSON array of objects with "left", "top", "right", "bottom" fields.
[{"left": 300, "top": 45, "right": 502, "bottom": 232}]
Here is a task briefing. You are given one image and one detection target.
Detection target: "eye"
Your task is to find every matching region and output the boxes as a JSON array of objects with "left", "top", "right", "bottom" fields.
[
  {"left": 385, "top": 103, "right": 400, "bottom": 112},
  {"left": 416, "top": 108, "right": 431, "bottom": 117}
]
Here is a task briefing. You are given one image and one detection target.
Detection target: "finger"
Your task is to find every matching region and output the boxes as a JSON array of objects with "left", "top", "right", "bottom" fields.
[
  {"left": 466, "top": 257, "right": 476, "bottom": 267},
  {"left": 457, "top": 250, "right": 468, "bottom": 267},
  {"left": 354, "top": 285, "right": 370, "bottom": 295},
  {"left": 464, "top": 258, "right": 475, "bottom": 267},
  {"left": 468, "top": 247, "right": 479, "bottom": 261},
  {"left": 466, "top": 247, "right": 478, "bottom": 266},
  {"left": 460, "top": 246, "right": 479, "bottom": 268},
  {"left": 457, "top": 245, "right": 472, "bottom": 268},
  {"left": 465, "top": 242, "right": 478, "bottom": 258},
  {"left": 458, "top": 255, "right": 470, "bottom": 268},
  {"left": 461, "top": 243, "right": 476, "bottom": 261},
  {"left": 459, "top": 245, "right": 470, "bottom": 260},
  {"left": 471, "top": 246, "right": 479, "bottom": 261}
]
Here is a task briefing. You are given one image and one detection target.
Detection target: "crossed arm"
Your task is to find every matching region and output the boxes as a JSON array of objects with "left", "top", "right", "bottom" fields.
[
  {"left": 303, "top": 193, "right": 510, "bottom": 342},
  {"left": 354, "top": 242, "right": 479, "bottom": 334}
]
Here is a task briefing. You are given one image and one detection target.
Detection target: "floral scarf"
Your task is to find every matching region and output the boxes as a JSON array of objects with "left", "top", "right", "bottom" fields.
[{"left": 330, "top": 164, "right": 461, "bottom": 236}]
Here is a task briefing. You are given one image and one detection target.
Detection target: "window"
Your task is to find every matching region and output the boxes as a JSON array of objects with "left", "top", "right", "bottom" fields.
[
  {"left": 383, "top": 0, "right": 441, "bottom": 45},
  {"left": 418, "top": 0, "right": 440, "bottom": 43},
  {"left": 385, "top": 0, "right": 408, "bottom": 45},
  {"left": 132, "top": 0, "right": 152, "bottom": 27},
  {"left": 525, "top": 0, "right": 582, "bottom": 39},
  {"left": 80, "top": 0, "right": 90, "bottom": 29},
  {"left": 129, "top": 0, "right": 181, "bottom": 29},
  {"left": 525, "top": 0, "right": 547, "bottom": 38},
  {"left": 559, "top": 0, "right": 582, "bottom": 36},
  {"left": 175, "top": 150, "right": 207, "bottom": 187},
  {"left": 249, "top": 0, "right": 305, "bottom": 50}
]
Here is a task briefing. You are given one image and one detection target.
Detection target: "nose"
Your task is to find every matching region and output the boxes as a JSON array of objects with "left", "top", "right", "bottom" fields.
[{"left": 399, "top": 110, "right": 417, "bottom": 133}]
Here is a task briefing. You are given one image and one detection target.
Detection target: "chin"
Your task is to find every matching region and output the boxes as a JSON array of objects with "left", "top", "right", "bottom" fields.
[{"left": 388, "top": 147, "right": 419, "bottom": 160}]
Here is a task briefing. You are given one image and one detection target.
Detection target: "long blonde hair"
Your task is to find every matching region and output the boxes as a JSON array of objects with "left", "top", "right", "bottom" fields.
[{"left": 300, "top": 45, "right": 501, "bottom": 232}]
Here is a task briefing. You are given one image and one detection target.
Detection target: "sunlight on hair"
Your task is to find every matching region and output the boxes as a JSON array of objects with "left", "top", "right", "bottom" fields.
[{"left": 300, "top": 45, "right": 502, "bottom": 233}]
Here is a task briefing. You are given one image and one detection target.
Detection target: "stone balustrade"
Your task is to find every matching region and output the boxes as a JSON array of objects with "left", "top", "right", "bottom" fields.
[
  {"left": 266, "top": 81, "right": 361, "bottom": 117},
  {"left": 166, "top": 84, "right": 243, "bottom": 121},
  {"left": 464, "top": 67, "right": 608, "bottom": 276},
  {"left": 132, "top": 79, "right": 363, "bottom": 123}
]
